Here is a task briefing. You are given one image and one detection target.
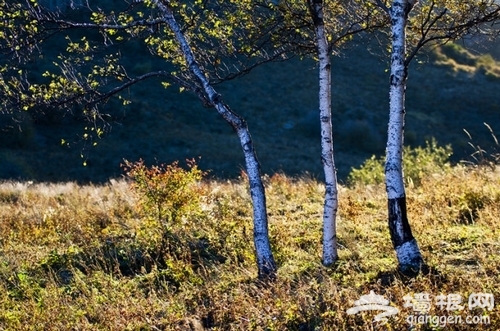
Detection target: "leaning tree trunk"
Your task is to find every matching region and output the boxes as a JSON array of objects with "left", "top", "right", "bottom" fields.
[
  {"left": 155, "top": 0, "right": 277, "bottom": 279},
  {"left": 309, "top": 0, "right": 339, "bottom": 266},
  {"left": 386, "top": 0, "right": 423, "bottom": 274}
]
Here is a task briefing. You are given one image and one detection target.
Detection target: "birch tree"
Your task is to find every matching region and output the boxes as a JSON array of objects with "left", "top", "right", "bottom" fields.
[
  {"left": 373, "top": 0, "right": 500, "bottom": 274},
  {"left": 308, "top": 0, "right": 339, "bottom": 266},
  {"left": 152, "top": 0, "right": 277, "bottom": 279},
  {"left": 0, "top": 0, "right": 300, "bottom": 279},
  {"left": 274, "top": 0, "right": 385, "bottom": 266},
  {"left": 376, "top": 0, "right": 424, "bottom": 275}
]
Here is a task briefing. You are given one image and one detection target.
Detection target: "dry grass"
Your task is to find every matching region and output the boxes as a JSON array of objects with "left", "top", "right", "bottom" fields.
[{"left": 1, "top": 165, "right": 500, "bottom": 330}]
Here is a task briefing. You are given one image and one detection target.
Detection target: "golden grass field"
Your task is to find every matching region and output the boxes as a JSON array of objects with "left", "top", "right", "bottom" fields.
[{"left": 0, "top": 161, "right": 499, "bottom": 330}]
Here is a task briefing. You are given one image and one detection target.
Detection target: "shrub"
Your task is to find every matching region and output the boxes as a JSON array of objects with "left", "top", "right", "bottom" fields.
[
  {"left": 121, "top": 158, "right": 205, "bottom": 232},
  {"left": 347, "top": 155, "right": 385, "bottom": 187},
  {"left": 348, "top": 139, "right": 452, "bottom": 186}
]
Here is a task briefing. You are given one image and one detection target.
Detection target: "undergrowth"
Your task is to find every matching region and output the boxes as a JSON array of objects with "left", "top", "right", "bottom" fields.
[
  {"left": 348, "top": 139, "right": 453, "bottom": 187},
  {"left": 0, "top": 158, "right": 499, "bottom": 330}
]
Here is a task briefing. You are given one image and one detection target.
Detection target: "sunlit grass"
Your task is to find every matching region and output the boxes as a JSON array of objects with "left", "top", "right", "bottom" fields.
[{"left": 0, "top": 163, "right": 499, "bottom": 330}]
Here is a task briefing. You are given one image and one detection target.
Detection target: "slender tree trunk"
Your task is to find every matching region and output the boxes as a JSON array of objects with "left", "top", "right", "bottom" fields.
[
  {"left": 309, "top": 0, "right": 338, "bottom": 266},
  {"left": 386, "top": 0, "right": 423, "bottom": 274},
  {"left": 154, "top": 0, "right": 277, "bottom": 279}
]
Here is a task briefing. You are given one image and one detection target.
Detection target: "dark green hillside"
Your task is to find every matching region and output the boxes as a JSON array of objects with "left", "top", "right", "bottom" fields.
[{"left": 1, "top": 37, "right": 500, "bottom": 183}]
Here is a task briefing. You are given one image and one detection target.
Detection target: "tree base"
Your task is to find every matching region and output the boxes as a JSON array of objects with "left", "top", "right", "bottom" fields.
[
  {"left": 257, "top": 260, "right": 278, "bottom": 281},
  {"left": 396, "top": 239, "right": 424, "bottom": 276},
  {"left": 322, "top": 254, "right": 339, "bottom": 268},
  {"left": 388, "top": 197, "right": 425, "bottom": 276}
]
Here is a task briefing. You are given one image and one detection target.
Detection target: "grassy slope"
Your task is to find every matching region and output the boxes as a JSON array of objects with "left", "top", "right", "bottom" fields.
[
  {"left": 1, "top": 37, "right": 500, "bottom": 183},
  {"left": 0, "top": 163, "right": 500, "bottom": 330}
]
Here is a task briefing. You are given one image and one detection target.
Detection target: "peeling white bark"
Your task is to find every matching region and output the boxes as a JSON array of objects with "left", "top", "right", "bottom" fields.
[
  {"left": 153, "top": 0, "right": 276, "bottom": 279},
  {"left": 310, "top": 0, "right": 338, "bottom": 266}
]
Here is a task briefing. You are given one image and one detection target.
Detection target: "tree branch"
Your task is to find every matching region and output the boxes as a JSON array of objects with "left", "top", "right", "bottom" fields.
[
  {"left": 406, "top": 5, "right": 447, "bottom": 66},
  {"left": 405, "top": 4, "right": 500, "bottom": 66},
  {"left": 374, "top": 0, "right": 390, "bottom": 15},
  {"left": 44, "top": 18, "right": 165, "bottom": 31}
]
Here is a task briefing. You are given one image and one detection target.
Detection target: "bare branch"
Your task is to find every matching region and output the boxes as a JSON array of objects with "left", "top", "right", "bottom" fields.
[
  {"left": 405, "top": 5, "right": 447, "bottom": 66},
  {"left": 374, "top": 0, "right": 390, "bottom": 14},
  {"left": 44, "top": 18, "right": 165, "bottom": 30},
  {"left": 405, "top": 3, "right": 500, "bottom": 66}
]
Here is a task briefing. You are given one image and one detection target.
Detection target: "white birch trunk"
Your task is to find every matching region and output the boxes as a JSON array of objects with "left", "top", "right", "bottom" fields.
[
  {"left": 153, "top": 0, "right": 277, "bottom": 279},
  {"left": 386, "top": 0, "right": 423, "bottom": 274},
  {"left": 310, "top": 0, "right": 338, "bottom": 266}
]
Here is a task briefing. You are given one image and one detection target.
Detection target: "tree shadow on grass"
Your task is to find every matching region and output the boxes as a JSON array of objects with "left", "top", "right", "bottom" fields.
[
  {"left": 373, "top": 264, "right": 447, "bottom": 288},
  {"left": 36, "top": 231, "right": 227, "bottom": 289}
]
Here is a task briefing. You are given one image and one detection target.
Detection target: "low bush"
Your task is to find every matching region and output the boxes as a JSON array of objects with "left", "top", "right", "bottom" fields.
[
  {"left": 348, "top": 139, "right": 452, "bottom": 186},
  {"left": 121, "top": 158, "right": 205, "bottom": 231}
]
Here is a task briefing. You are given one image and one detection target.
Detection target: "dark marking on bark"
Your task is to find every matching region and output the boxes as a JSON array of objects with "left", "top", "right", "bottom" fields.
[
  {"left": 241, "top": 141, "right": 252, "bottom": 153},
  {"left": 235, "top": 116, "right": 246, "bottom": 130},
  {"left": 324, "top": 184, "right": 335, "bottom": 195},
  {"left": 385, "top": 161, "right": 400, "bottom": 173},
  {"left": 392, "top": 2, "right": 403, "bottom": 9},
  {"left": 258, "top": 261, "right": 277, "bottom": 281},
  {"left": 249, "top": 180, "right": 263, "bottom": 190},
  {"left": 323, "top": 233, "right": 336, "bottom": 242},
  {"left": 390, "top": 74, "right": 399, "bottom": 85},
  {"left": 220, "top": 102, "right": 245, "bottom": 128},
  {"left": 211, "top": 92, "right": 222, "bottom": 104},
  {"left": 320, "top": 155, "right": 329, "bottom": 165},
  {"left": 388, "top": 197, "right": 414, "bottom": 247}
]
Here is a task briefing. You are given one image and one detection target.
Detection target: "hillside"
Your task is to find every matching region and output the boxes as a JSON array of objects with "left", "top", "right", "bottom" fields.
[{"left": 1, "top": 37, "right": 500, "bottom": 183}]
